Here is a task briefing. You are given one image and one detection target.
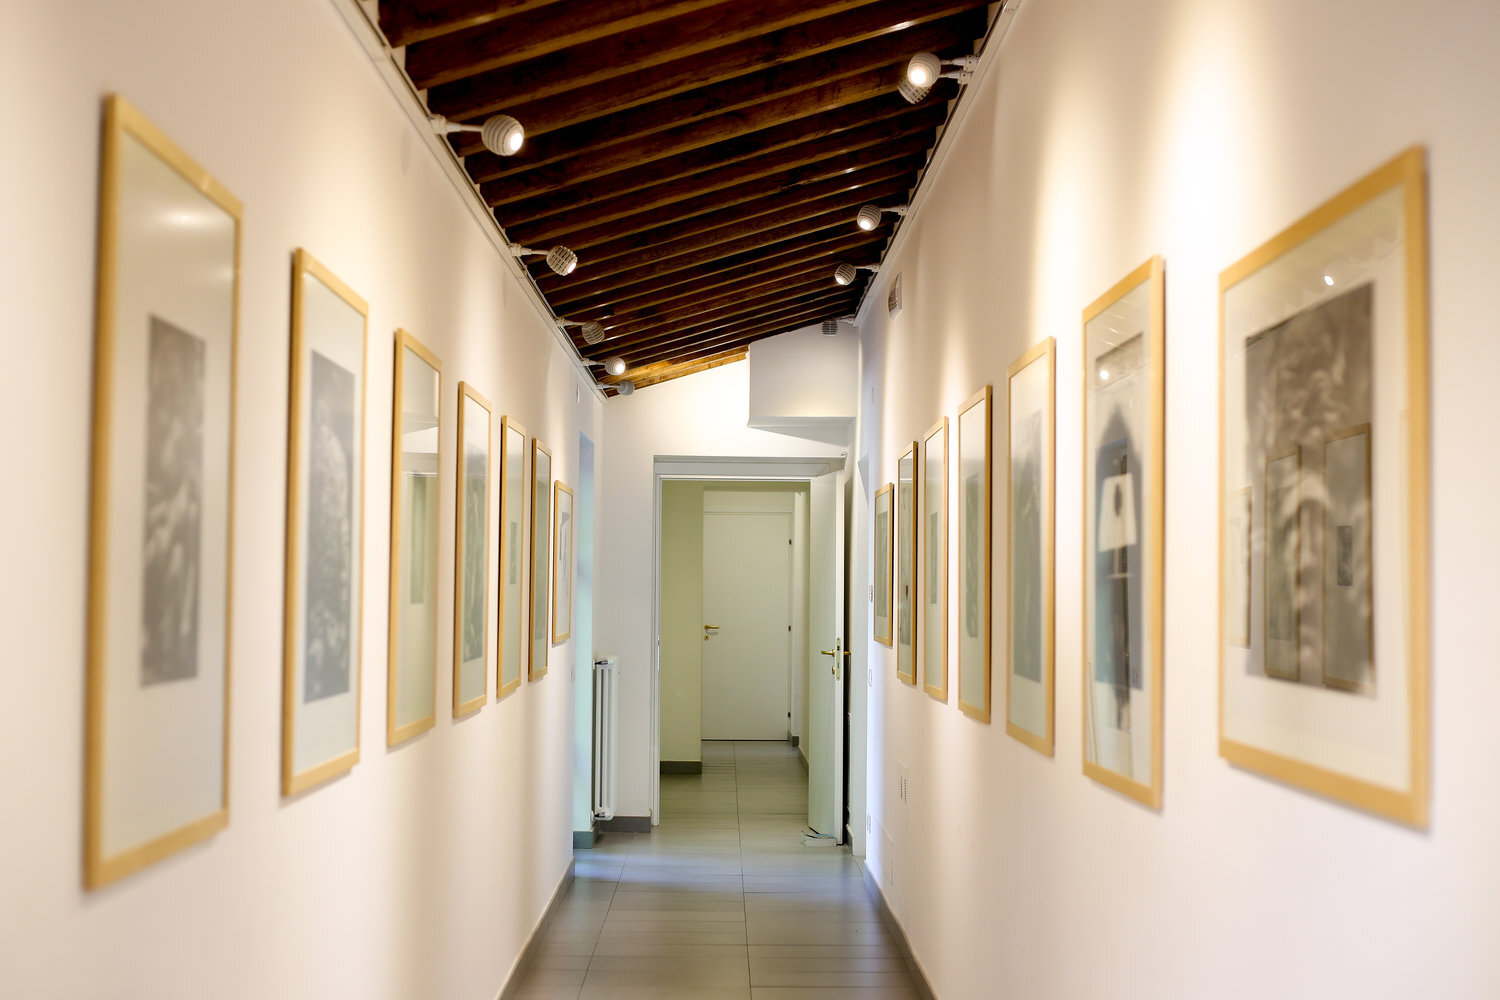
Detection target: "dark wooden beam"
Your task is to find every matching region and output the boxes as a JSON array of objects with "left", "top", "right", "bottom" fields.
[
  {"left": 613, "top": 302, "right": 857, "bottom": 371},
  {"left": 591, "top": 296, "right": 859, "bottom": 370},
  {"left": 405, "top": 0, "right": 735, "bottom": 89},
  {"left": 425, "top": 0, "right": 887, "bottom": 118},
  {"left": 449, "top": 11, "right": 984, "bottom": 156},
  {"left": 378, "top": 0, "right": 567, "bottom": 49},
  {"left": 535, "top": 206, "right": 884, "bottom": 300},
  {"left": 501, "top": 106, "right": 943, "bottom": 239},
  {"left": 512, "top": 150, "right": 925, "bottom": 251},
  {"left": 544, "top": 226, "right": 887, "bottom": 316},
  {"left": 603, "top": 349, "right": 748, "bottom": 394},
  {"left": 584, "top": 279, "right": 852, "bottom": 357},
  {"left": 545, "top": 177, "right": 907, "bottom": 288}
]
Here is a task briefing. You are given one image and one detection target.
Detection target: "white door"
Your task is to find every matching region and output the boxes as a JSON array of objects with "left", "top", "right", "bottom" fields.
[
  {"left": 702, "top": 511, "right": 792, "bottom": 739},
  {"left": 807, "top": 470, "right": 846, "bottom": 839}
]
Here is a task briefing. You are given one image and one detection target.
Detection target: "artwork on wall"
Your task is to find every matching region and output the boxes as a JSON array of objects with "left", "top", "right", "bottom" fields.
[
  {"left": 497, "top": 416, "right": 527, "bottom": 699},
  {"left": 956, "top": 388, "right": 992, "bottom": 723},
  {"left": 552, "top": 481, "right": 574, "bottom": 644},
  {"left": 84, "top": 94, "right": 241, "bottom": 887},
  {"left": 1219, "top": 147, "right": 1429, "bottom": 826},
  {"left": 1005, "top": 338, "right": 1056, "bottom": 755},
  {"left": 895, "top": 445, "right": 918, "bottom": 684},
  {"left": 873, "top": 483, "right": 893, "bottom": 646},
  {"left": 1082, "top": 256, "right": 1165, "bottom": 808},
  {"left": 922, "top": 418, "right": 948, "bottom": 701},
  {"left": 529, "top": 438, "right": 552, "bottom": 680},
  {"left": 453, "top": 383, "right": 491, "bottom": 717},
  {"left": 282, "top": 249, "right": 367, "bottom": 797},
  {"left": 388, "top": 329, "right": 442, "bottom": 746}
]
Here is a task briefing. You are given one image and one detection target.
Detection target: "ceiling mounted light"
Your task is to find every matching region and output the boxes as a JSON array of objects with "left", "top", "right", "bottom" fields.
[
  {"left": 833, "top": 263, "right": 879, "bottom": 286},
  {"left": 429, "top": 113, "right": 525, "bottom": 156},
  {"left": 510, "top": 244, "right": 578, "bottom": 276},
  {"left": 559, "top": 318, "right": 607, "bottom": 344},
  {"left": 899, "top": 52, "right": 980, "bottom": 103},
  {"left": 856, "top": 204, "right": 909, "bottom": 231},
  {"left": 615, "top": 380, "right": 636, "bottom": 396},
  {"left": 603, "top": 356, "right": 627, "bottom": 377}
]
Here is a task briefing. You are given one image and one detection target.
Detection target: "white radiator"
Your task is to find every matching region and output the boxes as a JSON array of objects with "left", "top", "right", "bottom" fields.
[{"left": 591, "top": 655, "right": 618, "bottom": 821}]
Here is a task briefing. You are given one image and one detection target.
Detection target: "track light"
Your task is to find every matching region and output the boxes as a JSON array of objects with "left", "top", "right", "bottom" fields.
[
  {"left": 899, "top": 52, "right": 980, "bottom": 103},
  {"left": 615, "top": 380, "right": 636, "bottom": 396},
  {"left": 559, "top": 318, "right": 607, "bottom": 344},
  {"left": 429, "top": 113, "right": 525, "bottom": 156},
  {"left": 510, "top": 244, "right": 578, "bottom": 276},
  {"left": 855, "top": 204, "right": 909, "bottom": 231},
  {"left": 833, "top": 263, "right": 879, "bottom": 286},
  {"left": 603, "top": 356, "right": 627, "bottom": 377}
]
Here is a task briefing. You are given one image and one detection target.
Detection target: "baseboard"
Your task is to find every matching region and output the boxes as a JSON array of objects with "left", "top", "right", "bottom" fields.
[
  {"left": 796, "top": 744, "right": 809, "bottom": 773},
  {"left": 573, "top": 829, "right": 599, "bottom": 849},
  {"left": 860, "top": 861, "right": 938, "bottom": 1000},
  {"left": 660, "top": 760, "right": 703, "bottom": 774},
  {"left": 496, "top": 858, "right": 575, "bottom": 1000},
  {"left": 596, "top": 814, "right": 651, "bottom": 833}
]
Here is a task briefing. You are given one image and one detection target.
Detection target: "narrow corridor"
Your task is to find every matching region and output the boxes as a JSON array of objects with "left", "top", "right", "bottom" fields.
[{"left": 513, "top": 741, "right": 919, "bottom": 999}]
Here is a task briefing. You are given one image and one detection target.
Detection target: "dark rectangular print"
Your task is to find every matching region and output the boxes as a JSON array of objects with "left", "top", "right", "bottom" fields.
[
  {"left": 140, "top": 315, "right": 205, "bottom": 686},
  {"left": 304, "top": 351, "right": 356, "bottom": 701}
]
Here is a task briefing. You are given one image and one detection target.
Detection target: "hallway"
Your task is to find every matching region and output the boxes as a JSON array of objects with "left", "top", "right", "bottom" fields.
[{"left": 514, "top": 741, "right": 919, "bottom": 999}]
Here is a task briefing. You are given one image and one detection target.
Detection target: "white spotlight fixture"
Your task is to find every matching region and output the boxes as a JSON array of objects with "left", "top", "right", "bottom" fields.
[
  {"left": 510, "top": 244, "right": 578, "bottom": 276},
  {"left": 899, "top": 52, "right": 980, "bottom": 103},
  {"left": 559, "top": 318, "right": 607, "bottom": 344},
  {"left": 833, "top": 262, "right": 879, "bottom": 286},
  {"left": 603, "top": 356, "right": 627, "bottom": 377},
  {"left": 855, "top": 203, "right": 909, "bottom": 231},
  {"left": 615, "top": 380, "right": 636, "bottom": 396},
  {"left": 429, "top": 113, "right": 525, "bottom": 156}
]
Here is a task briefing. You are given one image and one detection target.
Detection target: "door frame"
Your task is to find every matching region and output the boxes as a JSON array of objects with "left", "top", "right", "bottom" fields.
[{"left": 651, "top": 455, "right": 846, "bottom": 826}]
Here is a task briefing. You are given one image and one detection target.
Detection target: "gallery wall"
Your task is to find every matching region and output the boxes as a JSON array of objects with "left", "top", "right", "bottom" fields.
[
  {"left": 856, "top": 0, "right": 1500, "bottom": 996},
  {"left": 0, "top": 1, "right": 601, "bottom": 998}
]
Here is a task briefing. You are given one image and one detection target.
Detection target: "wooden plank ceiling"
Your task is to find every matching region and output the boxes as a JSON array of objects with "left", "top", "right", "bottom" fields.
[{"left": 380, "top": 0, "right": 992, "bottom": 394}]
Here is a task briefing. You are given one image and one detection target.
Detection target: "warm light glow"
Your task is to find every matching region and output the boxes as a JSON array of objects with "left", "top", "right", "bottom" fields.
[
  {"left": 906, "top": 52, "right": 942, "bottom": 88},
  {"left": 507, "top": 130, "right": 523, "bottom": 153},
  {"left": 1324, "top": 274, "right": 1335, "bottom": 286},
  {"left": 1100, "top": 369, "right": 1110, "bottom": 380},
  {"left": 605, "top": 356, "right": 627, "bottom": 376}
]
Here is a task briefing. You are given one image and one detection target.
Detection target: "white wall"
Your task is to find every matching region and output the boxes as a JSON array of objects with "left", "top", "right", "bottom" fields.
[
  {"left": 596, "top": 356, "right": 846, "bottom": 819},
  {"left": 857, "top": 0, "right": 1500, "bottom": 997},
  {"left": 748, "top": 322, "right": 860, "bottom": 427},
  {"left": 0, "top": 2, "right": 601, "bottom": 998}
]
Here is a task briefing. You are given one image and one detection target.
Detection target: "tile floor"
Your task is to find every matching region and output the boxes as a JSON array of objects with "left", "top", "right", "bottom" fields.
[{"left": 512, "top": 740, "right": 920, "bottom": 1000}]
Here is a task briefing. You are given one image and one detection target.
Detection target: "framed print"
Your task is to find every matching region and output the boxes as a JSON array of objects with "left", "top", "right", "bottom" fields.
[
  {"left": 529, "top": 438, "right": 552, "bottom": 681},
  {"left": 388, "top": 329, "right": 442, "bottom": 746},
  {"left": 282, "top": 249, "right": 367, "bottom": 797},
  {"left": 895, "top": 444, "right": 918, "bottom": 684},
  {"left": 552, "top": 481, "right": 574, "bottom": 644},
  {"left": 496, "top": 417, "right": 526, "bottom": 699},
  {"left": 84, "top": 95, "right": 241, "bottom": 887},
  {"left": 453, "top": 383, "right": 491, "bottom": 717},
  {"left": 1219, "top": 147, "right": 1429, "bottom": 826},
  {"left": 873, "top": 483, "right": 893, "bottom": 646},
  {"left": 921, "top": 418, "right": 948, "bottom": 701},
  {"left": 1082, "top": 256, "right": 1165, "bottom": 808},
  {"left": 1006, "top": 338, "right": 1055, "bottom": 755},
  {"left": 956, "top": 388, "right": 992, "bottom": 723}
]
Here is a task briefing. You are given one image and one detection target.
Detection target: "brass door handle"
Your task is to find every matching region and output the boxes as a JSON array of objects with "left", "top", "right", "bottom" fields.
[
  {"left": 704, "top": 624, "right": 720, "bottom": 629},
  {"left": 819, "top": 649, "right": 851, "bottom": 657}
]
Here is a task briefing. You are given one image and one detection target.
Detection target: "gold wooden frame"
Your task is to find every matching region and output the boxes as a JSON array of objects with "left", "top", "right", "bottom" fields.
[
  {"left": 529, "top": 438, "right": 552, "bottom": 681},
  {"left": 1262, "top": 447, "right": 1302, "bottom": 682},
  {"left": 453, "top": 382, "right": 492, "bottom": 717},
  {"left": 873, "top": 482, "right": 894, "bottom": 647},
  {"left": 1004, "top": 338, "right": 1056, "bottom": 755},
  {"left": 496, "top": 416, "right": 527, "bottom": 700},
  {"left": 85, "top": 95, "right": 242, "bottom": 887},
  {"left": 1319, "top": 423, "right": 1374, "bottom": 694},
  {"left": 895, "top": 442, "right": 918, "bottom": 685},
  {"left": 1219, "top": 147, "right": 1428, "bottom": 827},
  {"left": 388, "top": 329, "right": 443, "bottom": 746},
  {"left": 552, "top": 481, "right": 574, "bottom": 644},
  {"left": 921, "top": 417, "right": 949, "bottom": 702},
  {"left": 956, "top": 387, "right": 993, "bottom": 723},
  {"left": 1081, "top": 256, "right": 1165, "bottom": 809},
  {"left": 281, "top": 249, "right": 368, "bottom": 797}
]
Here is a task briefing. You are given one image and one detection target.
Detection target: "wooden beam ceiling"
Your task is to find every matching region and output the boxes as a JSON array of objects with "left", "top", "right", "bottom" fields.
[{"left": 378, "top": 0, "right": 991, "bottom": 392}]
